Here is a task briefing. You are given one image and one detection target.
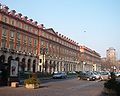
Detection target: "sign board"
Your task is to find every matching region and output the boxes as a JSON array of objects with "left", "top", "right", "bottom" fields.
[{"left": 10, "top": 60, "right": 18, "bottom": 77}]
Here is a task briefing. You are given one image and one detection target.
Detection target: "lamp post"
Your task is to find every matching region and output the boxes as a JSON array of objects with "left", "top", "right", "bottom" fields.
[
  {"left": 83, "top": 61, "right": 86, "bottom": 71},
  {"left": 40, "top": 46, "right": 48, "bottom": 73}
]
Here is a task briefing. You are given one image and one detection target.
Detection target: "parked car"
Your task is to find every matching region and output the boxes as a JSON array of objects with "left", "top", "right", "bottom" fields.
[
  {"left": 78, "top": 71, "right": 86, "bottom": 80},
  {"left": 114, "top": 72, "right": 120, "bottom": 77},
  {"left": 93, "top": 71, "right": 101, "bottom": 80},
  {"left": 79, "top": 71, "right": 96, "bottom": 81},
  {"left": 100, "top": 71, "right": 111, "bottom": 80},
  {"left": 53, "top": 72, "right": 67, "bottom": 79}
]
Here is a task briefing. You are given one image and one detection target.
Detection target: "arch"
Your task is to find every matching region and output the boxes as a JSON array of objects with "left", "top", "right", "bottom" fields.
[
  {"left": 8, "top": 56, "right": 13, "bottom": 64},
  {"left": 27, "top": 59, "right": 31, "bottom": 71},
  {"left": 32, "top": 60, "right": 36, "bottom": 73},
  {"left": 49, "top": 60, "right": 52, "bottom": 73},
  {"left": 0, "top": 55, "right": 5, "bottom": 63},
  {"left": 15, "top": 57, "right": 19, "bottom": 61},
  {"left": 56, "top": 61, "right": 59, "bottom": 72},
  {"left": 53, "top": 61, "right": 56, "bottom": 72},
  {"left": 44, "top": 60, "right": 48, "bottom": 72},
  {"left": 21, "top": 58, "right": 26, "bottom": 72}
]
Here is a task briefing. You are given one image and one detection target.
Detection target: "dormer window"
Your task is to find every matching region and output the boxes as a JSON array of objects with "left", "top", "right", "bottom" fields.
[
  {"left": 9, "top": 10, "right": 16, "bottom": 15},
  {"left": 2, "top": 5, "right": 9, "bottom": 13},
  {"left": 22, "top": 16, "right": 28, "bottom": 21},
  {"left": 16, "top": 13, "right": 22, "bottom": 18}
]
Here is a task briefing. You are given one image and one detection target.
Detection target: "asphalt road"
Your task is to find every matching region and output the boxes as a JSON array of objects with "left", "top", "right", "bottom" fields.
[{"left": 0, "top": 78, "right": 105, "bottom": 96}]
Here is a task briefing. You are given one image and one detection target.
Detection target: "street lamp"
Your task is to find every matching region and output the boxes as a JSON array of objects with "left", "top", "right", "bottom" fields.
[{"left": 40, "top": 46, "right": 48, "bottom": 72}]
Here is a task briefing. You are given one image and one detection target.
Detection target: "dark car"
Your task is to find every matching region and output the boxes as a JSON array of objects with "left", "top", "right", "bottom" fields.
[{"left": 78, "top": 71, "right": 96, "bottom": 81}]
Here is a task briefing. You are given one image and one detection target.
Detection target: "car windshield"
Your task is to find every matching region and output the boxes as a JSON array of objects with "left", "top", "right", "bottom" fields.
[
  {"left": 100, "top": 72, "right": 109, "bottom": 75},
  {"left": 54, "top": 73, "right": 62, "bottom": 75}
]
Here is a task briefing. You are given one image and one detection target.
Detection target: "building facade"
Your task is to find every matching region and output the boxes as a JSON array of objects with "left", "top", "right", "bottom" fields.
[
  {"left": 0, "top": 4, "right": 102, "bottom": 86},
  {"left": 0, "top": 5, "right": 42, "bottom": 76},
  {"left": 106, "top": 47, "right": 116, "bottom": 65},
  {"left": 79, "top": 46, "right": 101, "bottom": 71},
  {"left": 0, "top": 4, "right": 80, "bottom": 76},
  {"left": 38, "top": 28, "right": 80, "bottom": 73},
  {"left": 106, "top": 47, "right": 117, "bottom": 71}
]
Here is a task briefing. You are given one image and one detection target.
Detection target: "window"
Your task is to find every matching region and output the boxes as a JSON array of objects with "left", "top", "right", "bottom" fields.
[
  {"left": 29, "top": 27, "right": 33, "bottom": 32},
  {"left": 46, "top": 34, "right": 48, "bottom": 38},
  {"left": 17, "top": 21, "right": 22, "bottom": 28},
  {"left": 10, "top": 31, "right": 14, "bottom": 38},
  {"left": 16, "top": 32, "right": 21, "bottom": 40},
  {"left": 50, "top": 35, "right": 52, "bottom": 39},
  {"left": 28, "top": 37, "right": 32, "bottom": 46},
  {"left": 53, "top": 37, "right": 55, "bottom": 41},
  {"left": 10, "top": 19, "right": 15, "bottom": 26},
  {"left": 34, "top": 30, "right": 38, "bottom": 34},
  {"left": 24, "top": 24, "right": 28, "bottom": 30},
  {"left": 1, "top": 39, "right": 6, "bottom": 48},
  {"left": 40, "top": 59, "right": 42, "bottom": 63},
  {"left": 2, "top": 28, "right": 7, "bottom": 36},
  {"left": 34, "top": 39, "right": 38, "bottom": 47},
  {"left": 16, "top": 41, "right": 21, "bottom": 50},
  {"left": 23, "top": 35, "right": 27, "bottom": 43},
  {"left": 42, "top": 32, "right": 45, "bottom": 36},
  {"left": 9, "top": 40, "right": 14, "bottom": 49},
  {"left": 1, "top": 28, "right": 7, "bottom": 47},
  {"left": 41, "top": 40, "right": 44, "bottom": 46},
  {"left": 2, "top": 16, "right": 8, "bottom": 23}
]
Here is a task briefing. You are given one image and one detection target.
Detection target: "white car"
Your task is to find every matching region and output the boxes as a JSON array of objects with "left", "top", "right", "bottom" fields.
[
  {"left": 53, "top": 72, "right": 67, "bottom": 79},
  {"left": 100, "top": 72, "right": 111, "bottom": 80},
  {"left": 114, "top": 72, "right": 120, "bottom": 77}
]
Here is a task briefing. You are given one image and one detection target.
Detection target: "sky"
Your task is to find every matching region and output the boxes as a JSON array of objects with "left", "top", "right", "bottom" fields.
[{"left": 0, "top": 0, "right": 120, "bottom": 59}]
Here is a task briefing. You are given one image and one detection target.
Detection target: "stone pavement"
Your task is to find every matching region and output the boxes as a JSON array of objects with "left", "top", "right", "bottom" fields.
[{"left": 0, "top": 79, "right": 104, "bottom": 96}]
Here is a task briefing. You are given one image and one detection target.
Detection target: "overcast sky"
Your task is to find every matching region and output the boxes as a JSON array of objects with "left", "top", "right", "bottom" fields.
[{"left": 1, "top": 0, "right": 120, "bottom": 59}]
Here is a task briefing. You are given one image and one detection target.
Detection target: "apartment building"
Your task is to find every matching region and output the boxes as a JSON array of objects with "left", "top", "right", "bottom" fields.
[
  {"left": 0, "top": 4, "right": 80, "bottom": 75},
  {"left": 39, "top": 28, "right": 80, "bottom": 73},
  {"left": 79, "top": 46, "right": 101, "bottom": 71},
  {"left": 0, "top": 5, "right": 42, "bottom": 74}
]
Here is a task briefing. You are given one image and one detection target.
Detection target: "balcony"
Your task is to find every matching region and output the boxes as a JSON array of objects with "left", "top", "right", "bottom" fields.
[
  {"left": 16, "top": 50, "right": 22, "bottom": 55},
  {"left": 1, "top": 47, "right": 7, "bottom": 52},
  {"left": 9, "top": 49, "right": 14, "bottom": 54}
]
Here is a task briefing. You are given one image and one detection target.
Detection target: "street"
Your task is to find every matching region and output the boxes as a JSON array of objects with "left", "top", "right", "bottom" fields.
[{"left": 0, "top": 78, "right": 105, "bottom": 96}]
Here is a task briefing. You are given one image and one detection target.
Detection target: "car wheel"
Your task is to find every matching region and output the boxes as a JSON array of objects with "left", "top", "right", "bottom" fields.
[{"left": 100, "top": 77, "right": 103, "bottom": 81}]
